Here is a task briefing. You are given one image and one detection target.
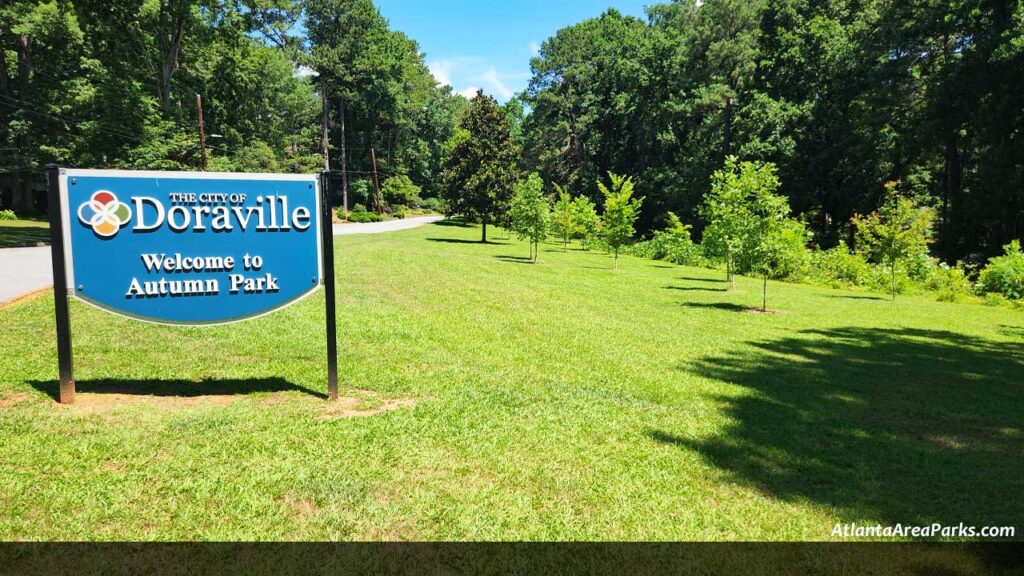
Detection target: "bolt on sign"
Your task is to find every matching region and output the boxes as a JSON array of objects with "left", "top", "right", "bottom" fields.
[{"left": 46, "top": 167, "right": 339, "bottom": 404}]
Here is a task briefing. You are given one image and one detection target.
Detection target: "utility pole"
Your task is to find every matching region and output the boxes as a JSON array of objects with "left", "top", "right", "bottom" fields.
[
  {"left": 370, "top": 147, "right": 382, "bottom": 214},
  {"left": 320, "top": 76, "right": 330, "bottom": 171},
  {"left": 196, "top": 93, "right": 208, "bottom": 170},
  {"left": 339, "top": 96, "right": 348, "bottom": 214}
]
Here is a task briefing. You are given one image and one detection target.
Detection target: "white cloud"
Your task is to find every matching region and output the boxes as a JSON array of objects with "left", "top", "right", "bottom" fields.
[
  {"left": 529, "top": 41, "right": 541, "bottom": 56},
  {"left": 428, "top": 60, "right": 453, "bottom": 87},
  {"left": 295, "top": 65, "right": 316, "bottom": 78},
  {"left": 458, "top": 86, "right": 480, "bottom": 99},
  {"left": 481, "top": 68, "right": 513, "bottom": 100}
]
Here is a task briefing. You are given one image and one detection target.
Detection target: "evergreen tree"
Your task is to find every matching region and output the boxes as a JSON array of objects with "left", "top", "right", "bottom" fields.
[{"left": 441, "top": 90, "right": 520, "bottom": 242}]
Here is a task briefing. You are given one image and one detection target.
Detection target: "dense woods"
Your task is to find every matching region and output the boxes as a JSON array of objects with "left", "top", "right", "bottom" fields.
[
  {"left": 523, "top": 0, "right": 1023, "bottom": 261},
  {"left": 2, "top": 0, "right": 1022, "bottom": 262}
]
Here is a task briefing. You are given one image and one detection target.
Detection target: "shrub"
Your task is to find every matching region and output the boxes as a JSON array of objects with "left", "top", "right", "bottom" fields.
[
  {"left": 420, "top": 197, "right": 447, "bottom": 213},
  {"left": 629, "top": 214, "right": 706, "bottom": 267},
  {"left": 923, "top": 263, "right": 975, "bottom": 302},
  {"left": 0, "top": 209, "right": 16, "bottom": 221},
  {"left": 347, "top": 211, "right": 382, "bottom": 223},
  {"left": 866, "top": 264, "right": 914, "bottom": 295},
  {"left": 351, "top": 203, "right": 368, "bottom": 213},
  {"left": 978, "top": 240, "right": 1024, "bottom": 299},
  {"left": 808, "top": 243, "right": 872, "bottom": 288},
  {"left": 394, "top": 207, "right": 407, "bottom": 219},
  {"left": 349, "top": 180, "right": 372, "bottom": 207},
  {"left": 381, "top": 175, "right": 422, "bottom": 209}
]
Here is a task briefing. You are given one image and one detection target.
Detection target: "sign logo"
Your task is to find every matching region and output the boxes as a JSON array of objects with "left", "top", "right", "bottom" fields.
[{"left": 78, "top": 190, "right": 131, "bottom": 237}]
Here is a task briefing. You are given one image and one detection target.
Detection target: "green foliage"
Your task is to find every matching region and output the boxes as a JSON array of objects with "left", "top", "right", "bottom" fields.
[
  {"left": 629, "top": 213, "right": 705, "bottom": 267},
  {"left": 509, "top": 173, "right": 550, "bottom": 262},
  {"left": 853, "top": 181, "right": 935, "bottom": 300},
  {"left": 924, "top": 263, "right": 976, "bottom": 303},
  {"left": 738, "top": 218, "right": 810, "bottom": 282},
  {"left": 978, "top": 241, "right": 1024, "bottom": 299},
  {"left": 0, "top": 210, "right": 16, "bottom": 221},
  {"left": 808, "top": 243, "right": 872, "bottom": 289},
  {"left": 419, "top": 196, "right": 447, "bottom": 214},
  {"left": 521, "top": 0, "right": 1024, "bottom": 260},
  {"left": 347, "top": 210, "right": 382, "bottom": 223},
  {"left": 702, "top": 157, "right": 783, "bottom": 287},
  {"left": 349, "top": 181, "right": 372, "bottom": 207},
  {"left": 381, "top": 175, "right": 422, "bottom": 209},
  {"left": 570, "top": 195, "right": 600, "bottom": 250},
  {"left": 351, "top": 203, "right": 367, "bottom": 214},
  {"left": 598, "top": 172, "right": 642, "bottom": 266},
  {"left": 440, "top": 91, "right": 520, "bottom": 242},
  {"left": 550, "top": 184, "right": 576, "bottom": 250}
]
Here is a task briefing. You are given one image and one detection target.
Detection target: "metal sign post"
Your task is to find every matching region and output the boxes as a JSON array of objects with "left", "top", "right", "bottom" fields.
[
  {"left": 320, "top": 171, "right": 339, "bottom": 401},
  {"left": 46, "top": 164, "right": 75, "bottom": 404}
]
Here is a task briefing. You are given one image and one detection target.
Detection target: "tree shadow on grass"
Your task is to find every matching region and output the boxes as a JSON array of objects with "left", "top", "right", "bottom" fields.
[
  {"left": 678, "top": 275, "right": 725, "bottom": 284},
  {"left": 495, "top": 255, "right": 534, "bottom": 264},
  {"left": 825, "top": 293, "right": 887, "bottom": 301},
  {"left": 0, "top": 222, "right": 50, "bottom": 248},
  {"left": 665, "top": 285, "right": 727, "bottom": 293},
  {"left": 425, "top": 237, "right": 506, "bottom": 245},
  {"left": 1000, "top": 325, "right": 1024, "bottom": 339},
  {"left": 654, "top": 327, "right": 1024, "bottom": 527},
  {"left": 430, "top": 218, "right": 473, "bottom": 228},
  {"left": 680, "top": 302, "right": 749, "bottom": 312},
  {"left": 27, "top": 377, "right": 327, "bottom": 400}
]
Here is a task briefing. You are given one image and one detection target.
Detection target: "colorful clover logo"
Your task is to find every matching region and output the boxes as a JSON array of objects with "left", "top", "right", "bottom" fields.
[{"left": 78, "top": 190, "right": 131, "bottom": 238}]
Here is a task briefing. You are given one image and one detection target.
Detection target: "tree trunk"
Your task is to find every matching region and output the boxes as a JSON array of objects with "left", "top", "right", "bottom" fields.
[
  {"left": 156, "top": 2, "right": 187, "bottom": 114},
  {"left": 0, "top": 41, "right": 9, "bottom": 98},
  {"left": 891, "top": 259, "right": 897, "bottom": 301},
  {"left": 762, "top": 273, "right": 768, "bottom": 312},
  {"left": 11, "top": 171, "right": 35, "bottom": 215},
  {"left": 726, "top": 253, "right": 735, "bottom": 290},
  {"left": 614, "top": 247, "right": 619, "bottom": 269},
  {"left": 722, "top": 95, "right": 734, "bottom": 160},
  {"left": 11, "top": 37, "right": 36, "bottom": 215},
  {"left": 943, "top": 127, "right": 962, "bottom": 261},
  {"left": 481, "top": 218, "right": 487, "bottom": 243}
]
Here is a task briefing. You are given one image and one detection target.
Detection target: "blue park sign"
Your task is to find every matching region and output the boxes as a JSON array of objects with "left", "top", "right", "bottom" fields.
[{"left": 59, "top": 169, "right": 323, "bottom": 325}]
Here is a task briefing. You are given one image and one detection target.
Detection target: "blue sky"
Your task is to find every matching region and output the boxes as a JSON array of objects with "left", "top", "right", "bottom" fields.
[{"left": 374, "top": 0, "right": 651, "bottom": 101}]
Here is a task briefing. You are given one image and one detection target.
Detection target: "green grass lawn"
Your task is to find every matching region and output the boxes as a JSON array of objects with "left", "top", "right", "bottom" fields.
[
  {"left": 1, "top": 220, "right": 1022, "bottom": 541},
  {"left": 0, "top": 217, "right": 50, "bottom": 248}
]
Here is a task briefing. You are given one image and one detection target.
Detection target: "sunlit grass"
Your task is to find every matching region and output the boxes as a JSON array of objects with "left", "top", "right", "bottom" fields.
[{"left": 1, "top": 220, "right": 1021, "bottom": 540}]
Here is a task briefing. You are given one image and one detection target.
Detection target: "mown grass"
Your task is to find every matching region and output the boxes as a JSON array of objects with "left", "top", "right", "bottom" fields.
[
  {"left": 0, "top": 220, "right": 1022, "bottom": 541},
  {"left": 0, "top": 218, "right": 49, "bottom": 248}
]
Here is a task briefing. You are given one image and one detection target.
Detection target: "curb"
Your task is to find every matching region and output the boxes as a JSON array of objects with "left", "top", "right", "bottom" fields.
[{"left": 0, "top": 285, "right": 52, "bottom": 310}]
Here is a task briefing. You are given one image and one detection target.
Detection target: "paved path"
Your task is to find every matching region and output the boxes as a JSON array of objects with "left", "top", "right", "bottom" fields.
[
  {"left": 332, "top": 215, "right": 442, "bottom": 235},
  {"left": 0, "top": 215, "right": 444, "bottom": 306}
]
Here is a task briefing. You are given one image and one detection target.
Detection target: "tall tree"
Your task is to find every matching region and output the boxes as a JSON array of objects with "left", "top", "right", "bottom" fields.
[{"left": 441, "top": 90, "right": 519, "bottom": 242}]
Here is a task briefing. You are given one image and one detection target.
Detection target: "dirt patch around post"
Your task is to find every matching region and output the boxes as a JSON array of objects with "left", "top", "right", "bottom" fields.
[
  {"left": 743, "top": 307, "right": 785, "bottom": 315},
  {"left": 53, "top": 392, "right": 239, "bottom": 414},
  {"left": 318, "top": 394, "right": 419, "bottom": 420},
  {"left": 0, "top": 392, "right": 31, "bottom": 408}
]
